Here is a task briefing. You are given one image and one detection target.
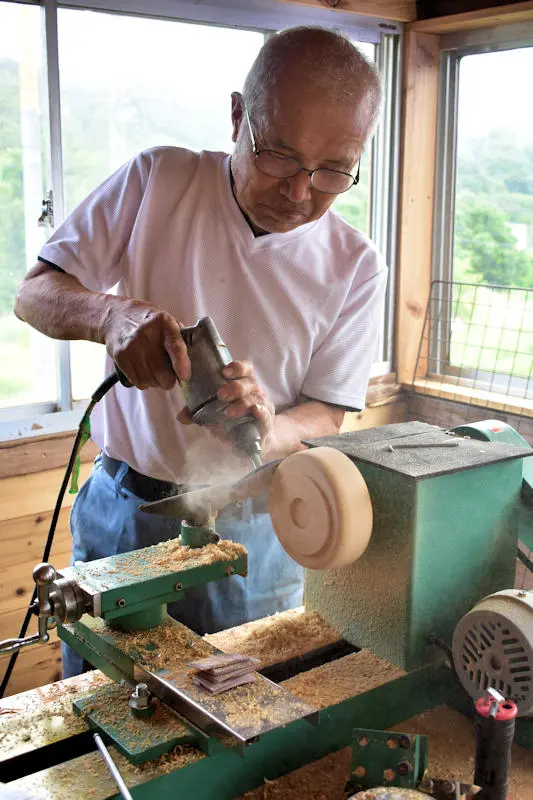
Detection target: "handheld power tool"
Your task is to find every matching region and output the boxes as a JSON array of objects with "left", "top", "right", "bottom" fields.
[{"left": 179, "top": 316, "right": 263, "bottom": 470}]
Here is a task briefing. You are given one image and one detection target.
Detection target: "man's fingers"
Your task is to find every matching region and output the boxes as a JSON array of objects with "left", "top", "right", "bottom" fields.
[
  {"left": 164, "top": 323, "right": 191, "bottom": 381},
  {"left": 218, "top": 376, "right": 259, "bottom": 402},
  {"left": 222, "top": 360, "right": 253, "bottom": 380}
]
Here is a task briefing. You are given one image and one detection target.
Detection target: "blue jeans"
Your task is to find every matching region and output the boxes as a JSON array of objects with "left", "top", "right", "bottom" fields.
[{"left": 63, "top": 456, "right": 303, "bottom": 677}]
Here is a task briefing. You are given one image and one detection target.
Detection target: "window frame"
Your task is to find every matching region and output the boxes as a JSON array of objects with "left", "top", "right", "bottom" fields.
[
  {"left": 0, "top": 0, "right": 402, "bottom": 441},
  {"left": 430, "top": 24, "right": 533, "bottom": 389}
]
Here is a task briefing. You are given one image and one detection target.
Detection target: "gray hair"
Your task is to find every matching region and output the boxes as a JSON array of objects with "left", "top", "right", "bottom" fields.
[{"left": 242, "top": 26, "right": 382, "bottom": 140}]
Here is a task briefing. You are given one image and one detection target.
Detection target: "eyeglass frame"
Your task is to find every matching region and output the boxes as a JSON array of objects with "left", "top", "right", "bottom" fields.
[{"left": 243, "top": 104, "right": 360, "bottom": 195}]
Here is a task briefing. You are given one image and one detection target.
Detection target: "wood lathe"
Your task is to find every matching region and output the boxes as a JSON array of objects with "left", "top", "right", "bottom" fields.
[{"left": 1, "top": 421, "right": 533, "bottom": 799}]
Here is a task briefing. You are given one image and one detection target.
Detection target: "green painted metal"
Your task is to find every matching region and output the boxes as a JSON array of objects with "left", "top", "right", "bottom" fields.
[
  {"left": 111, "top": 662, "right": 450, "bottom": 799},
  {"left": 73, "top": 683, "right": 197, "bottom": 764},
  {"left": 451, "top": 420, "right": 533, "bottom": 551},
  {"left": 71, "top": 551, "right": 247, "bottom": 623},
  {"left": 180, "top": 521, "right": 218, "bottom": 548},
  {"left": 306, "top": 455, "right": 523, "bottom": 671},
  {"left": 351, "top": 728, "right": 428, "bottom": 791},
  {"left": 109, "top": 603, "right": 167, "bottom": 631}
]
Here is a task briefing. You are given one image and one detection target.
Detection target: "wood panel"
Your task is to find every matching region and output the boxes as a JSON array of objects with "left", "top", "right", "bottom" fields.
[
  {"left": 278, "top": 0, "right": 416, "bottom": 21},
  {"left": 409, "top": 0, "right": 533, "bottom": 31},
  {"left": 395, "top": 30, "right": 440, "bottom": 385},
  {"left": 0, "top": 433, "right": 99, "bottom": 480},
  {"left": 0, "top": 462, "right": 92, "bottom": 521},
  {"left": 341, "top": 396, "right": 407, "bottom": 431},
  {"left": 1, "top": 638, "right": 62, "bottom": 699},
  {"left": 1, "top": 508, "right": 72, "bottom": 569}
]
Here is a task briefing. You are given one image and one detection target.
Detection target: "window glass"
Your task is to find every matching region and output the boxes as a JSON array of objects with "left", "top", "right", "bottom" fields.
[
  {"left": 0, "top": 2, "right": 56, "bottom": 409},
  {"left": 57, "top": 9, "right": 264, "bottom": 400},
  {"left": 450, "top": 48, "right": 533, "bottom": 385},
  {"left": 332, "top": 41, "right": 375, "bottom": 235}
]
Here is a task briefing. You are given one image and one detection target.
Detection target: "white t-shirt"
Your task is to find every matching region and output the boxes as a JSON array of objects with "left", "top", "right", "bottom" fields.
[{"left": 39, "top": 147, "right": 387, "bottom": 483}]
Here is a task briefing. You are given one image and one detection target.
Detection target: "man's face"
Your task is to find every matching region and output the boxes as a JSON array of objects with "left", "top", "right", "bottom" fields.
[{"left": 230, "top": 86, "right": 369, "bottom": 235}]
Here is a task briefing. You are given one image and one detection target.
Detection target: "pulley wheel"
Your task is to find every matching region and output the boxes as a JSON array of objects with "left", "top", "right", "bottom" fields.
[{"left": 269, "top": 446, "right": 372, "bottom": 569}]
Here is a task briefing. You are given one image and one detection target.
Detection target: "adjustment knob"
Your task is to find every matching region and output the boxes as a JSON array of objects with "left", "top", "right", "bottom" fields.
[{"left": 33, "top": 563, "right": 56, "bottom": 586}]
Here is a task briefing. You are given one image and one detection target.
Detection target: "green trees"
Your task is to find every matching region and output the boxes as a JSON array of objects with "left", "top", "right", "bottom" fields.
[
  {"left": 0, "top": 59, "right": 25, "bottom": 315},
  {"left": 454, "top": 129, "right": 533, "bottom": 287}
]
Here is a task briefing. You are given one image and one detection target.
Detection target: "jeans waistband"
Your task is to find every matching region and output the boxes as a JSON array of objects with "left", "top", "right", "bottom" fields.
[{"left": 100, "top": 453, "right": 189, "bottom": 502}]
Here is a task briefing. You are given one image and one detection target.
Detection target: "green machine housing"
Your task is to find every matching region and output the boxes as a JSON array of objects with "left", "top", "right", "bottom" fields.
[{"left": 304, "top": 421, "right": 533, "bottom": 671}]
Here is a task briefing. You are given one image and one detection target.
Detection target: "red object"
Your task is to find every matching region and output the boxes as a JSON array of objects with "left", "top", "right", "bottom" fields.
[
  {"left": 490, "top": 426, "right": 505, "bottom": 432},
  {"left": 475, "top": 696, "right": 518, "bottom": 721}
]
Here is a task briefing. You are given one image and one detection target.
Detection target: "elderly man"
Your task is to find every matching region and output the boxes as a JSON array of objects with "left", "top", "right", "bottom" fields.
[{"left": 15, "top": 26, "right": 387, "bottom": 676}]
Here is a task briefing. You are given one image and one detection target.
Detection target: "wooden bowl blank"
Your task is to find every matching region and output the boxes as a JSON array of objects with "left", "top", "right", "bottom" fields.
[{"left": 269, "top": 447, "right": 373, "bottom": 570}]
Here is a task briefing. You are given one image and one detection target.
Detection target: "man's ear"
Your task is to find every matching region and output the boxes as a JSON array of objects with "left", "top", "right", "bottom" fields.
[{"left": 231, "top": 92, "right": 244, "bottom": 144}]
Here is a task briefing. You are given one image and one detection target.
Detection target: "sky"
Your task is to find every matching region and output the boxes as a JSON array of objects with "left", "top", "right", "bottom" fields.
[{"left": 457, "top": 47, "right": 533, "bottom": 144}]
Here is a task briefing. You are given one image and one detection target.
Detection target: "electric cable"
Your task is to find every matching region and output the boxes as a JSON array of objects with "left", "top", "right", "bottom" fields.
[{"left": 0, "top": 372, "right": 120, "bottom": 699}]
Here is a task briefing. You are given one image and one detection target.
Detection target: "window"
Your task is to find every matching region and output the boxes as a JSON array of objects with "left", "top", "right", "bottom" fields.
[
  {"left": 430, "top": 32, "right": 533, "bottom": 406},
  {"left": 0, "top": 0, "right": 401, "bottom": 439},
  {"left": 0, "top": 2, "right": 57, "bottom": 412}
]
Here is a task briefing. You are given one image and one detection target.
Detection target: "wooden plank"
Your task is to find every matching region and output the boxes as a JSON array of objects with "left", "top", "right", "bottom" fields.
[
  {"left": 395, "top": 30, "right": 440, "bottom": 385},
  {"left": 1, "top": 638, "right": 62, "bottom": 698},
  {"left": 277, "top": 0, "right": 416, "bottom": 22},
  {"left": 0, "top": 433, "right": 99, "bottom": 480},
  {"left": 0, "top": 463, "right": 92, "bottom": 522},
  {"left": 0, "top": 508, "right": 71, "bottom": 569},
  {"left": 0, "top": 549, "right": 72, "bottom": 616},
  {"left": 409, "top": 1, "right": 533, "bottom": 32},
  {"left": 341, "top": 397, "right": 407, "bottom": 432},
  {"left": 411, "top": 378, "right": 533, "bottom": 416}
]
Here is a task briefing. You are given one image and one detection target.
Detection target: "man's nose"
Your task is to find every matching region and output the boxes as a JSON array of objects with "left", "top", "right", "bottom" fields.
[{"left": 281, "top": 169, "right": 313, "bottom": 202}]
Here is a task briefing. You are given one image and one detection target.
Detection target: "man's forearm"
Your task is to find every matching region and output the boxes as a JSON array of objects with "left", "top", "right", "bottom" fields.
[
  {"left": 14, "top": 262, "right": 117, "bottom": 343},
  {"left": 264, "top": 400, "right": 345, "bottom": 461}
]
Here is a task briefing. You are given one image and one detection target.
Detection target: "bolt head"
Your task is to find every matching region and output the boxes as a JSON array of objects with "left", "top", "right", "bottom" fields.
[
  {"left": 174, "top": 582, "right": 183, "bottom": 592},
  {"left": 226, "top": 566, "right": 235, "bottom": 576},
  {"left": 116, "top": 598, "right": 126, "bottom": 608}
]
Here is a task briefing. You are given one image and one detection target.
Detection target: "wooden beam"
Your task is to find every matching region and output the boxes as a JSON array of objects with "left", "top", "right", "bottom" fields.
[
  {"left": 408, "top": 0, "right": 533, "bottom": 32},
  {"left": 0, "top": 433, "right": 99, "bottom": 481},
  {"left": 396, "top": 31, "right": 440, "bottom": 385},
  {"left": 276, "top": 0, "right": 416, "bottom": 22}
]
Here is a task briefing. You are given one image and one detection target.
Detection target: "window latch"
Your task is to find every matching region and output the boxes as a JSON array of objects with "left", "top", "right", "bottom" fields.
[{"left": 38, "top": 190, "right": 54, "bottom": 228}]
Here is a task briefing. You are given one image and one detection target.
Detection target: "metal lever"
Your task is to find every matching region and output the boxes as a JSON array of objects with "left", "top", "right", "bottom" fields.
[
  {"left": 0, "top": 563, "right": 56, "bottom": 656},
  {"left": 94, "top": 733, "right": 133, "bottom": 800}
]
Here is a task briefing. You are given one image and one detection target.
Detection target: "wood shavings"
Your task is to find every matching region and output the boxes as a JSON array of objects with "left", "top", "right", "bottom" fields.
[
  {"left": 282, "top": 649, "right": 406, "bottom": 709},
  {"left": 205, "top": 607, "right": 341, "bottom": 668},
  {"left": 92, "top": 617, "right": 213, "bottom": 672},
  {"left": 237, "top": 746, "right": 352, "bottom": 799}
]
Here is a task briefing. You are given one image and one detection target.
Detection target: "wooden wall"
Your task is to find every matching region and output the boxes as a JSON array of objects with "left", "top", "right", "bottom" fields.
[{"left": 0, "top": 462, "right": 93, "bottom": 697}]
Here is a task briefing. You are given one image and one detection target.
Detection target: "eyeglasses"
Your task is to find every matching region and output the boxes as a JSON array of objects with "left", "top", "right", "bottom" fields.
[{"left": 244, "top": 105, "right": 359, "bottom": 195}]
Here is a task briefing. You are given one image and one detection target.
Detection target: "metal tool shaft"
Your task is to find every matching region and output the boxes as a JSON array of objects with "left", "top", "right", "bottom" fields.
[
  {"left": 93, "top": 733, "right": 133, "bottom": 800},
  {"left": 387, "top": 441, "right": 459, "bottom": 452}
]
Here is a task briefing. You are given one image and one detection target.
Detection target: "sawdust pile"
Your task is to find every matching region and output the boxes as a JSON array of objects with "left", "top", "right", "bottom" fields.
[
  {"left": 282, "top": 650, "right": 405, "bottom": 709},
  {"left": 149, "top": 538, "right": 246, "bottom": 570},
  {"left": 205, "top": 608, "right": 341, "bottom": 668},
  {"left": 101, "top": 617, "right": 213, "bottom": 672},
  {"left": 237, "top": 747, "right": 352, "bottom": 800},
  {"left": 389, "top": 705, "right": 533, "bottom": 800}
]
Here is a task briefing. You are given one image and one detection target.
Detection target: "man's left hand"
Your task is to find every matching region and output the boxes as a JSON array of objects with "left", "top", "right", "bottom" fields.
[{"left": 177, "top": 360, "right": 275, "bottom": 453}]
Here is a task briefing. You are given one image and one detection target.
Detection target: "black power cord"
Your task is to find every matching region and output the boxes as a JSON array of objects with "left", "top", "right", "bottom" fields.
[{"left": 0, "top": 371, "right": 121, "bottom": 699}]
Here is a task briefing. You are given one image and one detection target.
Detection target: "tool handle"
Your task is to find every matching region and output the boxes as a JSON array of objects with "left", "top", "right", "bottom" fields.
[{"left": 94, "top": 733, "right": 133, "bottom": 800}]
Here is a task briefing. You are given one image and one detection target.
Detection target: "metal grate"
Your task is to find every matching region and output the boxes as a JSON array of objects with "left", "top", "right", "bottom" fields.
[{"left": 410, "top": 280, "right": 533, "bottom": 440}]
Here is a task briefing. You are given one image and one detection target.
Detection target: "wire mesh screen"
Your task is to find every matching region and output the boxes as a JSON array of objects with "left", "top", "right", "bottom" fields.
[{"left": 409, "top": 280, "right": 533, "bottom": 441}]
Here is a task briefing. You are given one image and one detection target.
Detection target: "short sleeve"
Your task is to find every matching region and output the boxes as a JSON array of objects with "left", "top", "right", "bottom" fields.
[
  {"left": 38, "top": 152, "right": 151, "bottom": 292},
  {"left": 301, "top": 252, "right": 388, "bottom": 411}
]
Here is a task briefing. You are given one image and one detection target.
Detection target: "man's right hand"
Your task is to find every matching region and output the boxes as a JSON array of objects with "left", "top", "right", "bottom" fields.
[{"left": 103, "top": 298, "right": 191, "bottom": 390}]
